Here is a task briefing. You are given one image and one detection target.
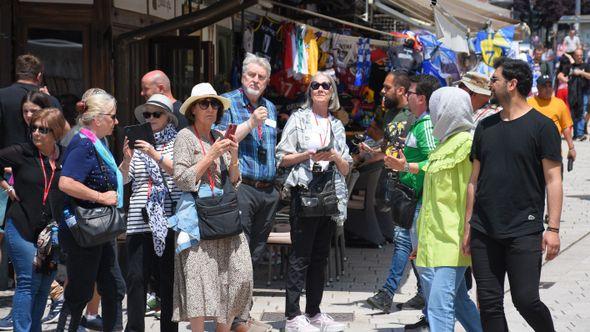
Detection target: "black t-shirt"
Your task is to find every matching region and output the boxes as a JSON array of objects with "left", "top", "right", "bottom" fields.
[
  {"left": 470, "top": 110, "right": 561, "bottom": 239},
  {"left": 173, "top": 100, "right": 189, "bottom": 129},
  {"left": 0, "top": 83, "right": 62, "bottom": 149}
]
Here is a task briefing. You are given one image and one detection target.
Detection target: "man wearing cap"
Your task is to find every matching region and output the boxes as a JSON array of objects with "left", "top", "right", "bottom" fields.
[
  {"left": 457, "top": 72, "right": 502, "bottom": 126},
  {"left": 528, "top": 75, "right": 576, "bottom": 162},
  {"left": 140, "top": 70, "right": 188, "bottom": 129},
  {"left": 215, "top": 53, "right": 277, "bottom": 332},
  {"left": 120, "top": 93, "right": 181, "bottom": 332}
]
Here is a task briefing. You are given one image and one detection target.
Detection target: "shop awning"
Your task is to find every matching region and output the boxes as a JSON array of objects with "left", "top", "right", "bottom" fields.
[{"left": 376, "top": 0, "right": 518, "bottom": 33}]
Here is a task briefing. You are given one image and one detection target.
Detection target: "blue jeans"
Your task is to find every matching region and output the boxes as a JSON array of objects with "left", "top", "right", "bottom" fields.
[
  {"left": 382, "top": 204, "right": 422, "bottom": 297},
  {"left": 574, "top": 94, "right": 588, "bottom": 137},
  {"left": 5, "top": 219, "right": 55, "bottom": 332},
  {"left": 418, "top": 266, "right": 482, "bottom": 332}
]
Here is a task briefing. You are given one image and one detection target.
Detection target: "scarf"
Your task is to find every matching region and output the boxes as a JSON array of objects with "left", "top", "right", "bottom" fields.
[
  {"left": 429, "top": 87, "right": 474, "bottom": 142},
  {"left": 79, "top": 128, "right": 124, "bottom": 208},
  {"left": 140, "top": 123, "right": 177, "bottom": 256}
]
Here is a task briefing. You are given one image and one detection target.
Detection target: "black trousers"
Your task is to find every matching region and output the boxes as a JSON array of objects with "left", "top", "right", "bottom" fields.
[
  {"left": 57, "top": 227, "right": 126, "bottom": 332},
  {"left": 285, "top": 190, "right": 334, "bottom": 319},
  {"left": 125, "top": 232, "right": 177, "bottom": 332},
  {"left": 237, "top": 183, "right": 280, "bottom": 264},
  {"left": 470, "top": 229, "right": 554, "bottom": 332}
]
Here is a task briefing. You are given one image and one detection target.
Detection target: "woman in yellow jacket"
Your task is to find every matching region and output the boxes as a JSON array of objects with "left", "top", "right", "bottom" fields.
[{"left": 415, "top": 87, "right": 482, "bottom": 332}]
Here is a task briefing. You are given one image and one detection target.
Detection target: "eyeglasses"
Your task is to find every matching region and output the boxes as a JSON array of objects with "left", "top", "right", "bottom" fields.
[
  {"left": 310, "top": 81, "right": 331, "bottom": 90},
  {"left": 31, "top": 125, "right": 52, "bottom": 135},
  {"left": 101, "top": 113, "right": 117, "bottom": 120},
  {"left": 406, "top": 90, "right": 419, "bottom": 97},
  {"left": 142, "top": 111, "right": 163, "bottom": 119},
  {"left": 490, "top": 77, "right": 501, "bottom": 83},
  {"left": 197, "top": 99, "right": 221, "bottom": 110}
]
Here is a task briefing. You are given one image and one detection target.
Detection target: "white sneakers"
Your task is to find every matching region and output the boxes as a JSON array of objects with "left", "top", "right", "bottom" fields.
[{"left": 285, "top": 313, "right": 346, "bottom": 332}]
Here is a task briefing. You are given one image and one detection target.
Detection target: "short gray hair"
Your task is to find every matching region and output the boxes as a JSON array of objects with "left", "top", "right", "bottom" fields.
[
  {"left": 242, "top": 53, "right": 271, "bottom": 79},
  {"left": 302, "top": 72, "right": 341, "bottom": 112},
  {"left": 79, "top": 93, "right": 117, "bottom": 126}
]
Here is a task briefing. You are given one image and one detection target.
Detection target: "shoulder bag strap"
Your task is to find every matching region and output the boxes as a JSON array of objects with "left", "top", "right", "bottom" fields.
[{"left": 92, "top": 148, "right": 114, "bottom": 192}]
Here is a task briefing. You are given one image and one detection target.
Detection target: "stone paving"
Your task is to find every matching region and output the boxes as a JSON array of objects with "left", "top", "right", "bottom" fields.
[{"left": 1, "top": 140, "right": 589, "bottom": 331}]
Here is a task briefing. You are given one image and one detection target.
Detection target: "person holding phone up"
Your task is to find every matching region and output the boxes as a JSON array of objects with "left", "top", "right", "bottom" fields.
[{"left": 118, "top": 94, "right": 182, "bottom": 332}]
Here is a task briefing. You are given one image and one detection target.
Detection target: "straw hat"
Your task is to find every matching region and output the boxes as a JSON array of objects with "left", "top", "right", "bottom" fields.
[
  {"left": 179, "top": 83, "right": 231, "bottom": 116},
  {"left": 455, "top": 71, "right": 491, "bottom": 96},
  {"left": 133, "top": 94, "right": 177, "bottom": 127}
]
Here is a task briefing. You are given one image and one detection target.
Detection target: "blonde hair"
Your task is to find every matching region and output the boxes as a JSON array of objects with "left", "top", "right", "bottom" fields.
[
  {"left": 31, "top": 107, "right": 68, "bottom": 141},
  {"left": 79, "top": 93, "right": 116, "bottom": 126}
]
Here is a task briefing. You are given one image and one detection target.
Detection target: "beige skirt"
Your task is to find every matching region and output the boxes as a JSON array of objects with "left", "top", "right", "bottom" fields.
[{"left": 172, "top": 233, "right": 253, "bottom": 324}]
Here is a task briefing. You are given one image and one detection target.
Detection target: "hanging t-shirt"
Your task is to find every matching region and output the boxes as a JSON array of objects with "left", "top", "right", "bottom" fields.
[
  {"left": 305, "top": 28, "right": 319, "bottom": 76},
  {"left": 470, "top": 110, "right": 561, "bottom": 239},
  {"left": 293, "top": 25, "right": 309, "bottom": 76},
  {"left": 389, "top": 45, "right": 422, "bottom": 75},
  {"left": 243, "top": 27, "right": 254, "bottom": 54},
  {"left": 332, "top": 34, "right": 358, "bottom": 71},
  {"left": 283, "top": 23, "right": 295, "bottom": 74},
  {"left": 252, "top": 17, "right": 281, "bottom": 66},
  {"left": 269, "top": 69, "right": 307, "bottom": 100}
]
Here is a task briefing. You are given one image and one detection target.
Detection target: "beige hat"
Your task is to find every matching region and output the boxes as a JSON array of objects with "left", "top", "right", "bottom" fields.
[
  {"left": 455, "top": 72, "right": 491, "bottom": 96},
  {"left": 134, "top": 94, "right": 178, "bottom": 127},
  {"left": 179, "top": 83, "right": 231, "bottom": 116}
]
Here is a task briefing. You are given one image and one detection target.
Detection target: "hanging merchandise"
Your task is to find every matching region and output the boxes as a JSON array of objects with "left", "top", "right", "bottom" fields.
[
  {"left": 293, "top": 25, "right": 309, "bottom": 76},
  {"left": 252, "top": 16, "right": 282, "bottom": 69},
  {"left": 354, "top": 37, "right": 371, "bottom": 87},
  {"left": 269, "top": 69, "right": 307, "bottom": 100},
  {"left": 332, "top": 34, "right": 359, "bottom": 72},
  {"left": 283, "top": 23, "right": 295, "bottom": 75},
  {"left": 305, "top": 28, "right": 319, "bottom": 76},
  {"left": 418, "top": 32, "right": 461, "bottom": 87},
  {"left": 473, "top": 26, "right": 515, "bottom": 76},
  {"left": 388, "top": 35, "right": 423, "bottom": 75},
  {"left": 243, "top": 26, "right": 254, "bottom": 54}
]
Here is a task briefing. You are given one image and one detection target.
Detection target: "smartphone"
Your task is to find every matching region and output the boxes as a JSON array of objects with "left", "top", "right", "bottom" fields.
[
  {"left": 224, "top": 124, "right": 237, "bottom": 139},
  {"left": 316, "top": 145, "right": 332, "bottom": 153},
  {"left": 567, "top": 157, "right": 574, "bottom": 172},
  {"left": 124, "top": 122, "right": 155, "bottom": 149}
]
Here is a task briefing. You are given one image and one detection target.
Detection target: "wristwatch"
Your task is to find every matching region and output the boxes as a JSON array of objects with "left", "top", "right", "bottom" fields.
[
  {"left": 403, "top": 162, "right": 410, "bottom": 173},
  {"left": 546, "top": 226, "right": 559, "bottom": 233}
]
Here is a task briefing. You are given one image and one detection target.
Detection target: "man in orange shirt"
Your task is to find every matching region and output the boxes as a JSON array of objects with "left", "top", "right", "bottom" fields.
[{"left": 528, "top": 75, "right": 576, "bottom": 161}]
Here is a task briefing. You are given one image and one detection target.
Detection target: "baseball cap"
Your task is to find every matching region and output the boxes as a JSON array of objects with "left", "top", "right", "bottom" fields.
[{"left": 536, "top": 75, "right": 552, "bottom": 86}]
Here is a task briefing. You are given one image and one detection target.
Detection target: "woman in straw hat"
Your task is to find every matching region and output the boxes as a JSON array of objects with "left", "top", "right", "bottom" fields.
[{"left": 171, "top": 83, "right": 253, "bottom": 332}]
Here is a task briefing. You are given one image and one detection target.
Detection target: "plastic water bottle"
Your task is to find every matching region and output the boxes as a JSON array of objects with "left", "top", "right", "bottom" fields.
[
  {"left": 64, "top": 208, "right": 77, "bottom": 228},
  {"left": 51, "top": 225, "right": 59, "bottom": 246}
]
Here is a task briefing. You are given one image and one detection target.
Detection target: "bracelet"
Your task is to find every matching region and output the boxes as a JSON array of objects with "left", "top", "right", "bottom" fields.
[
  {"left": 3, "top": 186, "right": 13, "bottom": 193},
  {"left": 157, "top": 154, "right": 165, "bottom": 165},
  {"left": 230, "top": 161, "right": 239, "bottom": 167},
  {"left": 403, "top": 162, "right": 411, "bottom": 173},
  {"left": 546, "top": 226, "right": 560, "bottom": 233}
]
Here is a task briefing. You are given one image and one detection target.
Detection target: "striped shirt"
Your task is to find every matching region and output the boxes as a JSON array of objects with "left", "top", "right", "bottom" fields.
[{"left": 124, "top": 140, "right": 181, "bottom": 234}]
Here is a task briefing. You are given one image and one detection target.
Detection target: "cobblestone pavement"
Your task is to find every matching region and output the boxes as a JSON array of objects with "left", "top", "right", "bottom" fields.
[{"left": 1, "top": 140, "right": 589, "bottom": 331}]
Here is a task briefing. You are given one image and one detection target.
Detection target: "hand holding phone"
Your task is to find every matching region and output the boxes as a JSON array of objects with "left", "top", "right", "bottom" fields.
[
  {"left": 567, "top": 157, "right": 574, "bottom": 172},
  {"left": 224, "top": 124, "right": 237, "bottom": 140}
]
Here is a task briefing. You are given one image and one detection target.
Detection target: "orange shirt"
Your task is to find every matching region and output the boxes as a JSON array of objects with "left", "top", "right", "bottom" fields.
[{"left": 528, "top": 96, "right": 573, "bottom": 134}]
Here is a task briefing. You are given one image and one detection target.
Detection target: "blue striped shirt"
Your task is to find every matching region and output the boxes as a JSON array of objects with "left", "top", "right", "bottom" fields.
[{"left": 215, "top": 89, "right": 277, "bottom": 181}]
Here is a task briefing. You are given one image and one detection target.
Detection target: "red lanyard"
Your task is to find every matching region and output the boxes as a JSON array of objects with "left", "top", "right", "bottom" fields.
[
  {"left": 193, "top": 125, "right": 216, "bottom": 196},
  {"left": 313, "top": 113, "right": 331, "bottom": 147},
  {"left": 38, "top": 151, "right": 56, "bottom": 206}
]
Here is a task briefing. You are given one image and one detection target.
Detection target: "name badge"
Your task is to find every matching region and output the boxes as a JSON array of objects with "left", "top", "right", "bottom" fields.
[{"left": 264, "top": 119, "right": 277, "bottom": 128}]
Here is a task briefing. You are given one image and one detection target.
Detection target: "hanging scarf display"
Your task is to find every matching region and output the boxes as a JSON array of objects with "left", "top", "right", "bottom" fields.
[
  {"left": 354, "top": 37, "right": 371, "bottom": 87},
  {"left": 140, "top": 123, "right": 177, "bottom": 256}
]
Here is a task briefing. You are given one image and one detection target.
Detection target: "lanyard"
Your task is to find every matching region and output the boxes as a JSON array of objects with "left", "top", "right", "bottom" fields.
[
  {"left": 241, "top": 89, "right": 263, "bottom": 141},
  {"left": 313, "top": 112, "right": 331, "bottom": 147},
  {"left": 38, "top": 151, "right": 56, "bottom": 206},
  {"left": 193, "top": 124, "right": 216, "bottom": 196}
]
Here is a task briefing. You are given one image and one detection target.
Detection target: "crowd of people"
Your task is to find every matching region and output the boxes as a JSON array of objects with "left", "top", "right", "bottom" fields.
[{"left": 0, "top": 41, "right": 575, "bottom": 332}]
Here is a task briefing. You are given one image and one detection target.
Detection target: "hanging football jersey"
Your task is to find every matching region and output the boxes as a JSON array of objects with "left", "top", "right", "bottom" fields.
[
  {"left": 252, "top": 17, "right": 281, "bottom": 66},
  {"left": 243, "top": 27, "right": 254, "bottom": 54},
  {"left": 305, "top": 28, "right": 319, "bottom": 76},
  {"left": 283, "top": 23, "right": 295, "bottom": 74},
  {"left": 294, "top": 25, "right": 308, "bottom": 76},
  {"left": 332, "top": 34, "right": 358, "bottom": 71},
  {"left": 354, "top": 38, "right": 371, "bottom": 87}
]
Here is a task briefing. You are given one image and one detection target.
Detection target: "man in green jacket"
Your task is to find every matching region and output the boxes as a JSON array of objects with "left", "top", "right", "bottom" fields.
[{"left": 366, "top": 75, "right": 439, "bottom": 326}]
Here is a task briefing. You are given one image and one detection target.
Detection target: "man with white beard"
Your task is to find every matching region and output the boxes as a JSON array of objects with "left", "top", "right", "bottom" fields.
[{"left": 215, "top": 53, "right": 277, "bottom": 331}]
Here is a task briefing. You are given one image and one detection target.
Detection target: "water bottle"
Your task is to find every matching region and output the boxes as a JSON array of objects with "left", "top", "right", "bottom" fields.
[
  {"left": 64, "top": 208, "right": 77, "bottom": 228},
  {"left": 51, "top": 225, "right": 59, "bottom": 246}
]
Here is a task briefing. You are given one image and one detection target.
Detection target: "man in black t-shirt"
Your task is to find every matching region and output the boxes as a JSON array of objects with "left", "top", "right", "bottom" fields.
[{"left": 463, "top": 58, "right": 562, "bottom": 332}]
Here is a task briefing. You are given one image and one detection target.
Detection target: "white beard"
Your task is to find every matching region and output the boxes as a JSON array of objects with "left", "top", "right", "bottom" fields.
[{"left": 244, "top": 86, "right": 262, "bottom": 98}]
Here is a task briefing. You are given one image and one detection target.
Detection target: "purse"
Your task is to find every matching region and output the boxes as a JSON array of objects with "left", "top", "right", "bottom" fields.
[
  {"left": 298, "top": 166, "right": 340, "bottom": 218},
  {"left": 69, "top": 149, "right": 126, "bottom": 247},
  {"left": 192, "top": 157, "right": 242, "bottom": 240},
  {"left": 389, "top": 181, "right": 418, "bottom": 229}
]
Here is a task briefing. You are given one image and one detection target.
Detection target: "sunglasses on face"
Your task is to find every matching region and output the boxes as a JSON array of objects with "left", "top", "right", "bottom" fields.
[
  {"left": 101, "top": 113, "right": 117, "bottom": 120},
  {"left": 197, "top": 99, "right": 221, "bottom": 110},
  {"left": 142, "top": 111, "right": 163, "bottom": 119},
  {"left": 31, "top": 125, "right": 52, "bottom": 135},
  {"left": 310, "top": 81, "right": 331, "bottom": 90}
]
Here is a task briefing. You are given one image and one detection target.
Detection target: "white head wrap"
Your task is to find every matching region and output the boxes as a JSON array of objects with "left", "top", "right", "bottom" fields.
[{"left": 429, "top": 87, "right": 474, "bottom": 142}]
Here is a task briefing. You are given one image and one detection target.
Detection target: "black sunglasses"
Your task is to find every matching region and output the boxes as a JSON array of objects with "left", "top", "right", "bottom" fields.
[
  {"left": 197, "top": 99, "right": 221, "bottom": 110},
  {"left": 101, "top": 113, "right": 117, "bottom": 120},
  {"left": 310, "top": 81, "right": 331, "bottom": 90},
  {"left": 142, "top": 111, "right": 163, "bottom": 119},
  {"left": 31, "top": 125, "right": 52, "bottom": 135}
]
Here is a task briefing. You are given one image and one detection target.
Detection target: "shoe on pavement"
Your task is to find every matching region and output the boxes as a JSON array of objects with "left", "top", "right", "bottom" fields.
[
  {"left": 307, "top": 313, "right": 346, "bottom": 332},
  {"left": 145, "top": 292, "right": 160, "bottom": 316},
  {"left": 366, "top": 289, "right": 393, "bottom": 313},
  {"left": 396, "top": 293, "right": 425, "bottom": 311},
  {"left": 0, "top": 310, "right": 13, "bottom": 331},
  {"left": 42, "top": 298, "right": 65, "bottom": 323},
  {"left": 80, "top": 314, "right": 103, "bottom": 331},
  {"left": 285, "top": 315, "right": 320, "bottom": 332},
  {"left": 404, "top": 315, "right": 429, "bottom": 330}
]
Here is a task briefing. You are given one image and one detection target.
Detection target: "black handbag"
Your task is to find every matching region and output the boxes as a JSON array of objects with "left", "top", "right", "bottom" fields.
[
  {"left": 69, "top": 149, "right": 126, "bottom": 247},
  {"left": 298, "top": 166, "right": 340, "bottom": 218},
  {"left": 192, "top": 158, "right": 242, "bottom": 240},
  {"left": 389, "top": 181, "right": 418, "bottom": 229}
]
